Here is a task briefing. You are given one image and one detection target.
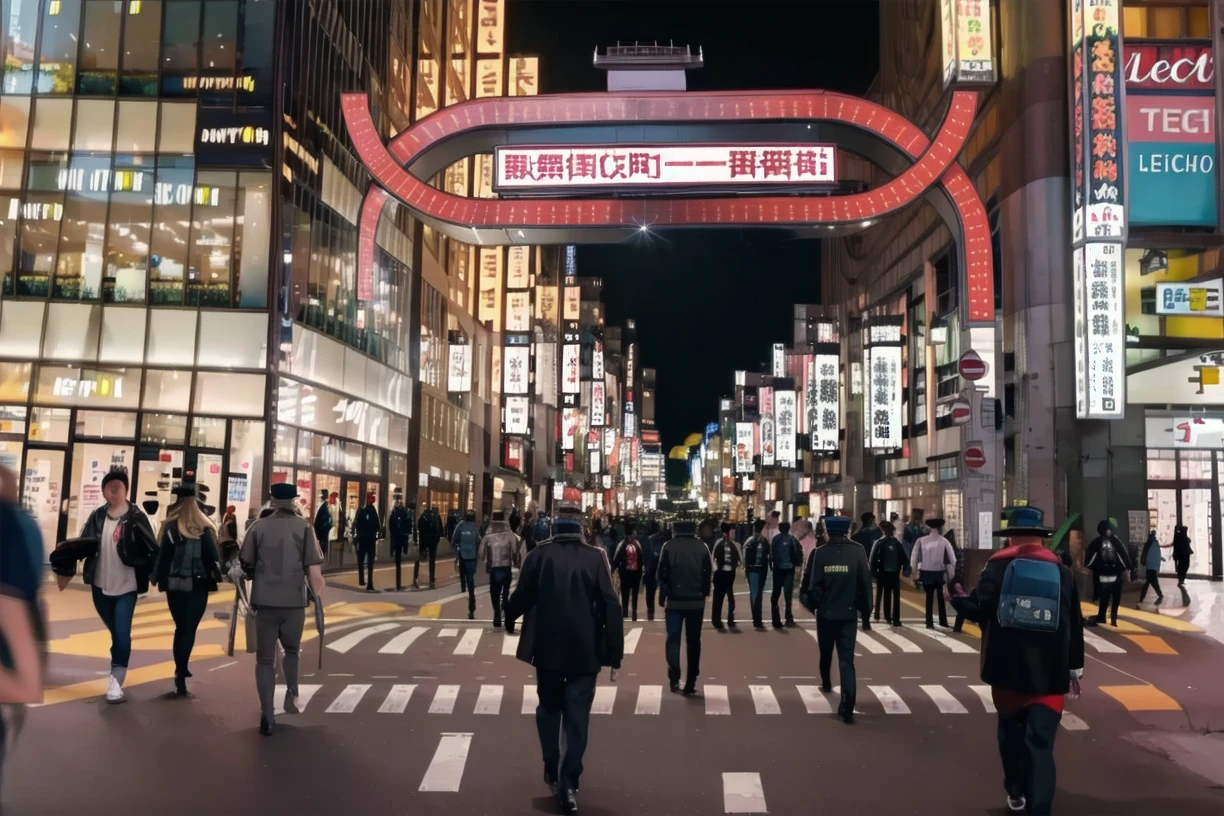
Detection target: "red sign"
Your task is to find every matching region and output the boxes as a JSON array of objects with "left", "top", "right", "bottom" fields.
[
  {"left": 950, "top": 399, "right": 972, "bottom": 425},
  {"left": 958, "top": 351, "right": 988, "bottom": 381},
  {"left": 963, "top": 446, "right": 986, "bottom": 471},
  {"left": 1125, "top": 43, "right": 1212, "bottom": 92}
]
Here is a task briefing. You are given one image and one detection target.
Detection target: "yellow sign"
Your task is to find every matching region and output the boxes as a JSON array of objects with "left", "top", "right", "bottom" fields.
[
  {"left": 510, "top": 57, "right": 539, "bottom": 96},
  {"left": 506, "top": 246, "right": 530, "bottom": 289},
  {"left": 478, "top": 247, "right": 504, "bottom": 330},
  {"left": 1189, "top": 288, "right": 1209, "bottom": 311},
  {"left": 475, "top": 154, "right": 495, "bottom": 199},
  {"left": 941, "top": 0, "right": 995, "bottom": 86},
  {"left": 563, "top": 286, "right": 580, "bottom": 321},
  {"left": 1202, "top": 366, "right": 1220, "bottom": 386},
  {"left": 476, "top": 0, "right": 504, "bottom": 55},
  {"left": 416, "top": 58, "right": 439, "bottom": 119},
  {"left": 475, "top": 57, "right": 503, "bottom": 98}
]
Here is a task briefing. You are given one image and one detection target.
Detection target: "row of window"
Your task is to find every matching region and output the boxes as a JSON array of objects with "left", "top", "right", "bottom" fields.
[
  {"left": 1, "top": 0, "right": 274, "bottom": 104},
  {"left": 421, "top": 391, "right": 469, "bottom": 455}
]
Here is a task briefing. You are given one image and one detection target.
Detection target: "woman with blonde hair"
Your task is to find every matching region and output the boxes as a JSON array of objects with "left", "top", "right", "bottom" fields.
[{"left": 152, "top": 483, "right": 221, "bottom": 696}]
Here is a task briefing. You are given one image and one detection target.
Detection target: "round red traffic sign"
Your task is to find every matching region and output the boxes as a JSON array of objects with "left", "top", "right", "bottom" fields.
[
  {"left": 963, "top": 446, "right": 987, "bottom": 471},
  {"left": 958, "top": 351, "right": 988, "bottom": 382},
  {"left": 950, "top": 399, "right": 972, "bottom": 425}
]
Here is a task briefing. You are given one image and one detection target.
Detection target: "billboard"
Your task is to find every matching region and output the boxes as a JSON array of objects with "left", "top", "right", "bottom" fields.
[
  {"left": 1077, "top": 242, "right": 1125, "bottom": 418},
  {"left": 775, "top": 390, "right": 796, "bottom": 467},
  {"left": 503, "top": 346, "right": 529, "bottom": 395},
  {"left": 447, "top": 343, "right": 472, "bottom": 393},
  {"left": 503, "top": 396, "right": 529, "bottom": 435},
  {"left": 734, "top": 422, "right": 755, "bottom": 474},
  {"left": 494, "top": 144, "right": 837, "bottom": 191},
  {"left": 810, "top": 353, "right": 840, "bottom": 452},
  {"left": 561, "top": 344, "right": 580, "bottom": 394},
  {"left": 1069, "top": 0, "right": 1125, "bottom": 243},
  {"left": 591, "top": 381, "right": 606, "bottom": 427},
  {"left": 1156, "top": 279, "right": 1223, "bottom": 317}
]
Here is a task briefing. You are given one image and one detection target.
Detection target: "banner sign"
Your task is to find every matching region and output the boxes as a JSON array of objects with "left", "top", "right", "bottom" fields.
[
  {"left": 734, "top": 422, "right": 755, "bottom": 474},
  {"left": 863, "top": 318, "right": 903, "bottom": 451},
  {"left": 775, "top": 390, "right": 797, "bottom": 467},
  {"left": 561, "top": 344, "right": 580, "bottom": 394},
  {"left": 1070, "top": 0, "right": 1125, "bottom": 244},
  {"left": 810, "top": 352, "right": 840, "bottom": 452},
  {"left": 504, "top": 345, "right": 529, "bottom": 395},
  {"left": 591, "top": 381, "right": 606, "bottom": 427},
  {"left": 447, "top": 344, "right": 471, "bottom": 393},
  {"left": 504, "top": 396, "right": 529, "bottom": 435},
  {"left": 1076, "top": 242, "right": 1126, "bottom": 418},
  {"left": 1156, "top": 278, "right": 1223, "bottom": 317}
]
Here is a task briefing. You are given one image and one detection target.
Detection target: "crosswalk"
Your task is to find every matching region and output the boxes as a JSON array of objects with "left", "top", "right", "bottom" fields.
[{"left": 272, "top": 680, "right": 1095, "bottom": 728}]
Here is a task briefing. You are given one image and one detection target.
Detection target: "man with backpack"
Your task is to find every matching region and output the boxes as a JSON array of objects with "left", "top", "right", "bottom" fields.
[
  {"left": 769, "top": 521, "right": 804, "bottom": 628},
  {"left": 950, "top": 507, "right": 1085, "bottom": 816},
  {"left": 742, "top": 519, "right": 772, "bottom": 630},
  {"left": 1084, "top": 519, "right": 1133, "bottom": 627},
  {"left": 452, "top": 510, "right": 483, "bottom": 620},
  {"left": 869, "top": 520, "right": 907, "bottom": 626}
]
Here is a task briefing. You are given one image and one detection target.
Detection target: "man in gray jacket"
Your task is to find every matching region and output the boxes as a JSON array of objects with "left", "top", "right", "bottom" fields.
[
  {"left": 241, "top": 483, "right": 326, "bottom": 736},
  {"left": 657, "top": 519, "right": 713, "bottom": 696},
  {"left": 479, "top": 511, "right": 521, "bottom": 628}
]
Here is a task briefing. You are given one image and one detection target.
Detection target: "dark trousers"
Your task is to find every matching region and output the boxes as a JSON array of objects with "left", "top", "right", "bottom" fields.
[
  {"left": 619, "top": 570, "right": 641, "bottom": 620},
  {"left": 489, "top": 566, "right": 512, "bottom": 623},
  {"left": 816, "top": 617, "right": 858, "bottom": 713},
  {"left": 770, "top": 568, "right": 796, "bottom": 625},
  {"left": 1175, "top": 561, "right": 1189, "bottom": 586},
  {"left": 166, "top": 588, "right": 209, "bottom": 678},
  {"left": 747, "top": 571, "right": 765, "bottom": 625},
  {"left": 357, "top": 542, "right": 376, "bottom": 587},
  {"left": 461, "top": 559, "right": 478, "bottom": 612},
  {"left": 1096, "top": 578, "right": 1123, "bottom": 623},
  {"left": 922, "top": 572, "right": 948, "bottom": 627},
  {"left": 874, "top": 572, "right": 901, "bottom": 624},
  {"left": 1139, "top": 570, "right": 1163, "bottom": 602},
  {"left": 712, "top": 572, "right": 737, "bottom": 627},
  {"left": 535, "top": 669, "right": 596, "bottom": 793},
  {"left": 91, "top": 586, "right": 137, "bottom": 672},
  {"left": 997, "top": 703, "right": 1061, "bottom": 816},
  {"left": 413, "top": 544, "right": 437, "bottom": 584},
  {"left": 664, "top": 608, "right": 703, "bottom": 689},
  {"left": 642, "top": 579, "right": 657, "bottom": 620}
]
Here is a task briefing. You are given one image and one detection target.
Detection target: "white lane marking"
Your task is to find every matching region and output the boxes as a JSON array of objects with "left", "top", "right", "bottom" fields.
[
  {"left": 855, "top": 631, "right": 890, "bottom": 654},
  {"left": 438, "top": 628, "right": 459, "bottom": 637},
  {"left": 796, "top": 684, "right": 834, "bottom": 714},
  {"left": 921, "top": 684, "right": 968, "bottom": 714},
  {"left": 429, "top": 684, "right": 460, "bottom": 714},
  {"left": 592, "top": 686, "right": 617, "bottom": 715},
  {"left": 209, "top": 661, "right": 238, "bottom": 671},
  {"left": 379, "top": 684, "right": 417, "bottom": 714},
  {"left": 722, "top": 772, "right": 768, "bottom": 814},
  {"left": 501, "top": 633, "right": 519, "bottom": 656},
  {"left": 749, "top": 685, "right": 781, "bottom": 715},
  {"left": 624, "top": 627, "right": 643, "bottom": 654},
  {"left": 326, "top": 684, "right": 372, "bottom": 713},
  {"left": 1061, "top": 713, "right": 1090, "bottom": 731},
  {"left": 970, "top": 685, "right": 996, "bottom": 713},
  {"left": 454, "top": 628, "right": 483, "bottom": 656},
  {"left": 273, "top": 684, "right": 321, "bottom": 715},
  {"left": 522, "top": 684, "right": 538, "bottom": 714},
  {"left": 474, "top": 684, "right": 503, "bottom": 715},
  {"left": 419, "top": 733, "right": 473, "bottom": 792},
  {"left": 326, "top": 623, "right": 400, "bottom": 654},
  {"left": 907, "top": 626, "right": 978, "bottom": 653},
  {"left": 875, "top": 629, "right": 922, "bottom": 653},
  {"left": 706, "top": 684, "right": 731, "bottom": 715},
  {"left": 868, "top": 685, "right": 911, "bottom": 714},
  {"left": 380, "top": 625, "right": 429, "bottom": 654},
  {"left": 1083, "top": 630, "right": 1126, "bottom": 654},
  {"left": 635, "top": 685, "right": 662, "bottom": 715}
]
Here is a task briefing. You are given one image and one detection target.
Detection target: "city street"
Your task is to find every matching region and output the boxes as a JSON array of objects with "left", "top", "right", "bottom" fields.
[{"left": 8, "top": 581, "right": 1224, "bottom": 815}]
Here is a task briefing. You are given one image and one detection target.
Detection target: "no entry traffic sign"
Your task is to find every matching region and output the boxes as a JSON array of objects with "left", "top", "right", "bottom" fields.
[
  {"left": 958, "top": 351, "right": 988, "bottom": 382},
  {"left": 963, "top": 445, "right": 987, "bottom": 471},
  {"left": 950, "top": 399, "right": 972, "bottom": 425}
]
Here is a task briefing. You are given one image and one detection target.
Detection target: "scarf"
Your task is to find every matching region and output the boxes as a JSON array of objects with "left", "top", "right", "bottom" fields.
[{"left": 169, "top": 527, "right": 205, "bottom": 579}]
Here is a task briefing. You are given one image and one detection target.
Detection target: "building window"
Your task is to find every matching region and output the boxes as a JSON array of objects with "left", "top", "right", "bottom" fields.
[
  {"left": 55, "top": 154, "right": 111, "bottom": 302},
  {"left": 189, "top": 170, "right": 236, "bottom": 307},
  {"left": 161, "top": 0, "right": 201, "bottom": 97},
  {"left": 1123, "top": 3, "right": 1210, "bottom": 39},
  {"left": 2, "top": 0, "right": 40, "bottom": 94},
  {"left": 105, "top": 155, "right": 154, "bottom": 303},
  {"left": 420, "top": 284, "right": 445, "bottom": 389},
  {"left": 37, "top": 0, "right": 82, "bottom": 95},
  {"left": 77, "top": 0, "right": 122, "bottom": 95},
  {"left": 120, "top": 0, "right": 163, "bottom": 96}
]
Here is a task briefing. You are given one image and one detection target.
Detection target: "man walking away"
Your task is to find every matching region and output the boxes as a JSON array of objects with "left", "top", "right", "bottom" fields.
[
  {"left": 800, "top": 515, "right": 872, "bottom": 724},
  {"left": 869, "top": 520, "right": 906, "bottom": 626},
  {"left": 657, "top": 520, "right": 713, "bottom": 695},
  {"left": 642, "top": 521, "right": 668, "bottom": 622},
  {"left": 353, "top": 492, "right": 381, "bottom": 592},
  {"left": 479, "top": 511, "right": 520, "bottom": 628},
  {"left": 770, "top": 522, "right": 803, "bottom": 628},
  {"left": 902, "top": 508, "right": 926, "bottom": 562},
  {"left": 1172, "top": 525, "right": 1193, "bottom": 593},
  {"left": 1138, "top": 530, "right": 1164, "bottom": 607},
  {"left": 711, "top": 523, "right": 742, "bottom": 631},
  {"left": 611, "top": 528, "right": 644, "bottom": 621},
  {"left": 851, "top": 512, "right": 881, "bottom": 551},
  {"left": 241, "top": 483, "right": 326, "bottom": 736},
  {"left": 742, "top": 519, "right": 772, "bottom": 630},
  {"left": 413, "top": 507, "right": 443, "bottom": 589},
  {"left": 910, "top": 518, "right": 957, "bottom": 629},
  {"left": 950, "top": 507, "right": 1085, "bottom": 816},
  {"left": 1084, "top": 519, "right": 1133, "bottom": 627},
  {"left": 313, "top": 489, "right": 332, "bottom": 556},
  {"left": 452, "top": 511, "right": 482, "bottom": 620},
  {"left": 504, "top": 507, "right": 623, "bottom": 815}
]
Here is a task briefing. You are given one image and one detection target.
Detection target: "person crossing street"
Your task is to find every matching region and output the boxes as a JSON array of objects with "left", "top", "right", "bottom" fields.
[
  {"left": 452, "top": 510, "right": 483, "bottom": 620},
  {"left": 657, "top": 520, "right": 713, "bottom": 695},
  {"left": 479, "top": 511, "right": 521, "bottom": 628},
  {"left": 710, "top": 523, "right": 742, "bottom": 631},
  {"left": 769, "top": 521, "right": 803, "bottom": 628},
  {"left": 869, "top": 520, "right": 908, "bottom": 626},
  {"left": 742, "top": 519, "right": 771, "bottom": 630}
]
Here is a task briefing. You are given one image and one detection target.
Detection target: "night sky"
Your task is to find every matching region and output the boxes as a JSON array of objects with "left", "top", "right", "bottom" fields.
[{"left": 505, "top": 0, "right": 879, "bottom": 448}]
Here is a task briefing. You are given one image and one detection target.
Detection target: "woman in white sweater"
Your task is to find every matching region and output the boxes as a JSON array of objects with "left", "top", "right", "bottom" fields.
[{"left": 909, "top": 518, "right": 957, "bottom": 629}]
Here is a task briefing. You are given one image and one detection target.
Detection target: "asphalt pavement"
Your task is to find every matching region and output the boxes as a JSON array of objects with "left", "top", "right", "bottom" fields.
[{"left": 8, "top": 583, "right": 1224, "bottom": 815}]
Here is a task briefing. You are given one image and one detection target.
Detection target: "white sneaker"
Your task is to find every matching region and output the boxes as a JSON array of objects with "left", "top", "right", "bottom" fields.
[
  {"left": 106, "top": 677, "right": 126, "bottom": 704},
  {"left": 1007, "top": 795, "right": 1026, "bottom": 812}
]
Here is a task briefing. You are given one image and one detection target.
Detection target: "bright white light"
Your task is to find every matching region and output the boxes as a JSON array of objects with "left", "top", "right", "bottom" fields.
[
  {"left": 282, "top": 252, "right": 293, "bottom": 264},
  {"left": 639, "top": 224, "right": 649, "bottom": 232}
]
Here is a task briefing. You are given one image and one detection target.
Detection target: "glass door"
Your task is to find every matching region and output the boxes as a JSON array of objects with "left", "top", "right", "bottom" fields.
[
  {"left": 21, "top": 447, "right": 67, "bottom": 558},
  {"left": 1181, "top": 488, "right": 1214, "bottom": 577},
  {"left": 135, "top": 450, "right": 183, "bottom": 529}
]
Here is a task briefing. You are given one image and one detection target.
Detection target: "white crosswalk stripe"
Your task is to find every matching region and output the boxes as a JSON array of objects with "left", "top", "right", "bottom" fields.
[
  {"left": 875, "top": 628, "right": 922, "bottom": 653},
  {"left": 706, "top": 684, "right": 731, "bottom": 715},
  {"left": 521, "top": 684, "right": 538, "bottom": 714},
  {"left": 970, "top": 685, "right": 996, "bottom": 713},
  {"left": 438, "top": 628, "right": 459, "bottom": 637},
  {"left": 474, "top": 684, "right": 503, "bottom": 715},
  {"left": 796, "top": 685, "right": 833, "bottom": 714},
  {"left": 722, "top": 772, "right": 768, "bottom": 814},
  {"left": 429, "top": 684, "right": 460, "bottom": 714},
  {"left": 592, "top": 686, "right": 617, "bottom": 715},
  {"left": 1083, "top": 630, "right": 1126, "bottom": 653},
  {"left": 635, "top": 684, "right": 662, "bottom": 715},
  {"left": 921, "top": 684, "right": 968, "bottom": 714},
  {"left": 501, "top": 633, "right": 519, "bottom": 656},
  {"left": 327, "top": 623, "right": 400, "bottom": 654},
  {"left": 854, "top": 630, "right": 890, "bottom": 654},
  {"left": 419, "top": 733, "right": 472, "bottom": 792},
  {"left": 868, "top": 685, "right": 911, "bottom": 714},
  {"left": 273, "top": 684, "right": 321, "bottom": 715},
  {"left": 907, "top": 626, "right": 978, "bottom": 653},
  {"left": 378, "top": 684, "right": 417, "bottom": 714},
  {"left": 749, "top": 685, "right": 781, "bottom": 715},
  {"left": 1061, "top": 713, "right": 1090, "bottom": 731},
  {"left": 624, "top": 627, "right": 643, "bottom": 654},
  {"left": 379, "top": 626, "right": 428, "bottom": 654},
  {"left": 326, "top": 684, "right": 371, "bottom": 713},
  {"left": 454, "top": 628, "right": 483, "bottom": 656}
]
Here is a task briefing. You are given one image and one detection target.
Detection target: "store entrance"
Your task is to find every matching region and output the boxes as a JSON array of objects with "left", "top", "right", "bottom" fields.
[
  {"left": 1146, "top": 449, "right": 1221, "bottom": 579},
  {"left": 21, "top": 446, "right": 67, "bottom": 557}
]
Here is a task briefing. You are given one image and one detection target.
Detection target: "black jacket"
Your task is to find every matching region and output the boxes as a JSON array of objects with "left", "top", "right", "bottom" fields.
[
  {"left": 611, "top": 538, "right": 644, "bottom": 572},
  {"left": 389, "top": 505, "right": 413, "bottom": 542},
  {"left": 657, "top": 534, "right": 713, "bottom": 611},
  {"left": 505, "top": 533, "right": 624, "bottom": 674},
  {"left": 151, "top": 525, "right": 222, "bottom": 593},
  {"left": 353, "top": 504, "right": 381, "bottom": 543},
  {"left": 769, "top": 533, "right": 803, "bottom": 571},
  {"left": 1172, "top": 529, "right": 1193, "bottom": 567},
  {"left": 742, "top": 534, "right": 771, "bottom": 574},
  {"left": 78, "top": 504, "right": 157, "bottom": 594},
  {"left": 711, "top": 537, "right": 742, "bottom": 574},
  {"left": 869, "top": 535, "right": 907, "bottom": 575},
  {"left": 851, "top": 525, "right": 881, "bottom": 551},
  {"left": 800, "top": 536, "right": 872, "bottom": 621},
  {"left": 418, "top": 509, "right": 444, "bottom": 547},
  {"left": 953, "top": 543, "right": 1085, "bottom": 695},
  {"left": 1084, "top": 533, "right": 1133, "bottom": 578}
]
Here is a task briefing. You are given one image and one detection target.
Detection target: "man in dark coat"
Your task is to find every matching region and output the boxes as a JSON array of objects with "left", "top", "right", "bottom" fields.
[
  {"left": 951, "top": 507, "right": 1085, "bottom": 816},
  {"left": 657, "top": 519, "right": 713, "bottom": 695},
  {"left": 352, "top": 492, "right": 381, "bottom": 592},
  {"left": 312, "top": 488, "right": 332, "bottom": 555},
  {"left": 413, "top": 507, "right": 443, "bottom": 589},
  {"left": 1084, "top": 519, "right": 1133, "bottom": 627},
  {"left": 504, "top": 508, "right": 623, "bottom": 815}
]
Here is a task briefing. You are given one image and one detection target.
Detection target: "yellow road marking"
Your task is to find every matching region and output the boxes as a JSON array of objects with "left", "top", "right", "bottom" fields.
[
  {"left": 1079, "top": 604, "right": 1149, "bottom": 633},
  {"left": 1099, "top": 684, "right": 1182, "bottom": 712},
  {"left": 1121, "top": 635, "right": 1179, "bottom": 655},
  {"left": 1111, "top": 606, "right": 1204, "bottom": 633},
  {"left": 132, "top": 621, "right": 226, "bottom": 640},
  {"left": 419, "top": 603, "right": 442, "bottom": 618}
]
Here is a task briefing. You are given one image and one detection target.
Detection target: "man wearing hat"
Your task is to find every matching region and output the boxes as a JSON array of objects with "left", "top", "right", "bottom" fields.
[
  {"left": 656, "top": 519, "right": 713, "bottom": 695},
  {"left": 800, "top": 515, "right": 872, "bottom": 723},
  {"left": 241, "top": 483, "right": 326, "bottom": 736},
  {"left": 950, "top": 507, "right": 1085, "bottom": 815},
  {"left": 910, "top": 517, "right": 958, "bottom": 629}
]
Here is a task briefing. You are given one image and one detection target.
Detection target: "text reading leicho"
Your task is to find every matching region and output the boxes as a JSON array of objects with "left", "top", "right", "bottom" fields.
[{"left": 494, "top": 145, "right": 837, "bottom": 189}]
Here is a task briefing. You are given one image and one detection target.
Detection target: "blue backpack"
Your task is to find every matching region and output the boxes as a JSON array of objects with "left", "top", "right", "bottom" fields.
[
  {"left": 456, "top": 524, "right": 480, "bottom": 559},
  {"left": 997, "top": 558, "right": 1062, "bottom": 633}
]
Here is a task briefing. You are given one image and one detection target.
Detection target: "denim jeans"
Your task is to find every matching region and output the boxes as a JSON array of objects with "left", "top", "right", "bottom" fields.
[
  {"left": 91, "top": 586, "right": 137, "bottom": 673},
  {"left": 664, "top": 608, "right": 703, "bottom": 688},
  {"left": 747, "top": 571, "right": 764, "bottom": 624}
]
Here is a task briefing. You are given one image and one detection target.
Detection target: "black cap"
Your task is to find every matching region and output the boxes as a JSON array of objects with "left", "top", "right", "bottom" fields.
[
  {"left": 101, "top": 470, "right": 128, "bottom": 491},
  {"left": 171, "top": 482, "right": 199, "bottom": 498},
  {"left": 270, "top": 483, "right": 297, "bottom": 500},
  {"left": 493, "top": 511, "right": 505, "bottom": 521}
]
